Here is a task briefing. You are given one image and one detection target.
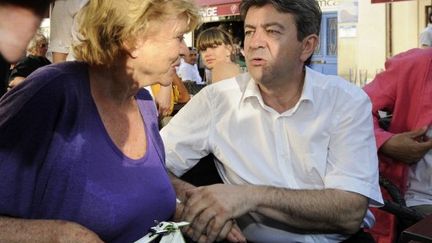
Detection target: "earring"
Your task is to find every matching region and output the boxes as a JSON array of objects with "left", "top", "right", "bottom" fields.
[{"left": 131, "top": 50, "right": 138, "bottom": 58}]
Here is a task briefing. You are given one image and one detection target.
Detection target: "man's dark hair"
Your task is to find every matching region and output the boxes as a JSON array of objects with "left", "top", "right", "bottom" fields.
[
  {"left": 0, "top": 0, "right": 54, "bottom": 16},
  {"left": 240, "top": 0, "right": 321, "bottom": 42},
  {"left": 429, "top": 12, "right": 432, "bottom": 24},
  {"left": 240, "top": 0, "right": 321, "bottom": 66}
]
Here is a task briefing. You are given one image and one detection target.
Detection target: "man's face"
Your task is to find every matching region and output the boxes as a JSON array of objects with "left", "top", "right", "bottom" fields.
[
  {"left": 243, "top": 4, "right": 306, "bottom": 84},
  {"left": 184, "top": 49, "right": 198, "bottom": 65}
]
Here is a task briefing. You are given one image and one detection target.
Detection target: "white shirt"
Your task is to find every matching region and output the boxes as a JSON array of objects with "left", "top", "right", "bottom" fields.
[
  {"left": 419, "top": 24, "right": 432, "bottom": 47},
  {"left": 48, "top": 0, "right": 88, "bottom": 61},
  {"left": 405, "top": 127, "right": 432, "bottom": 207},
  {"left": 161, "top": 68, "right": 383, "bottom": 242},
  {"left": 177, "top": 59, "right": 203, "bottom": 84}
]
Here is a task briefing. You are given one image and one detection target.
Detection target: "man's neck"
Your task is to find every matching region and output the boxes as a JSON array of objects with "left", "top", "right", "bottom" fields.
[{"left": 258, "top": 70, "right": 305, "bottom": 114}]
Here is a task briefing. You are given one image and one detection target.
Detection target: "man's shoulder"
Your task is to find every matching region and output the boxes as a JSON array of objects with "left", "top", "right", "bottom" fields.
[
  {"left": 306, "top": 68, "right": 367, "bottom": 102},
  {"left": 19, "top": 61, "right": 88, "bottom": 97},
  {"left": 393, "top": 48, "right": 432, "bottom": 62},
  {"left": 385, "top": 48, "right": 432, "bottom": 72}
]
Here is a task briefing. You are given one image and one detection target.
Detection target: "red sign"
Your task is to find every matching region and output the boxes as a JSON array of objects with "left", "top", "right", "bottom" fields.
[
  {"left": 197, "top": 0, "right": 240, "bottom": 6},
  {"left": 199, "top": 2, "right": 240, "bottom": 17}
]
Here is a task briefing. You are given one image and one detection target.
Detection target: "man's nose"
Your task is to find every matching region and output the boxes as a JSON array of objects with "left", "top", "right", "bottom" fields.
[{"left": 249, "top": 30, "right": 265, "bottom": 49}]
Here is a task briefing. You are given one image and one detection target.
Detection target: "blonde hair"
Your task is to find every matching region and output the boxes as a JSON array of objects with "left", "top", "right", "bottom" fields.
[
  {"left": 196, "top": 27, "right": 235, "bottom": 61},
  {"left": 73, "top": 0, "right": 200, "bottom": 67},
  {"left": 27, "top": 31, "right": 47, "bottom": 55}
]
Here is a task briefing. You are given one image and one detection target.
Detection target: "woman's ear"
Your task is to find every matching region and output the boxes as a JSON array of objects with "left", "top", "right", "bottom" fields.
[
  {"left": 225, "top": 44, "right": 233, "bottom": 56},
  {"left": 300, "top": 34, "right": 319, "bottom": 63},
  {"left": 123, "top": 38, "right": 140, "bottom": 59}
]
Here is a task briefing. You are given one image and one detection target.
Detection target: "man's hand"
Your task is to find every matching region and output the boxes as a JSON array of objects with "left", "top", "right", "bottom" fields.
[
  {"left": 180, "top": 184, "right": 251, "bottom": 243},
  {"left": 380, "top": 127, "right": 432, "bottom": 164},
  {"left": 175, "top": 199, "right": 245, "bottom": 243}
]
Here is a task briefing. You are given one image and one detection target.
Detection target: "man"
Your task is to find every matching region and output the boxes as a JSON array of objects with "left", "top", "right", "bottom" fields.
[
  {"left": 363, "top": 48, "right": 432, "bottom": 217},
  {"left": 0, "top": 0, "right": 53, "bottom": 96},
  {"left": 177, "top": 47, "right": 203, "bottom": 84},
  {"left": 161, "top": 0, "right": 383, "bottom": 242},
  {"left": 420, "top": 12, "right": 432, "bottom": 48},
  {"left": 8, "top": 31, "right": 51, "bottom": 90}
]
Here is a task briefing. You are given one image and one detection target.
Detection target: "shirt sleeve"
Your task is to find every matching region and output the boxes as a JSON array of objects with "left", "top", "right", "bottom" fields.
[
  {"left": 0, "top": 69, "right": 65, "bottom": 218},
  {"left": 363, "top": 57, "right": 399, "bottom": 149},
  {"left": 177, "top": 64, "right": 193, "bottom": 82},
  {"left": 160, "top": 88, "right": 213, "bottom": 176},
  {"left": 325, "top": 88, "right": 383, "bottom": 206},
  {"left": 419, "top": 29, "right": 432, "bottom": 47}
]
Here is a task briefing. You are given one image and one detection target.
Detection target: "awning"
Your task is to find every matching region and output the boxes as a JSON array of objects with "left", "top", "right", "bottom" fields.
[{"left": 197, "top": 0, "right": 241, "bottom": 17}]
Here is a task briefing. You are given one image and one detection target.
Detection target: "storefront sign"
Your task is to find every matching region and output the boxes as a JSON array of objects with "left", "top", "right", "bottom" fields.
[
  {"left": 317, "top": 0, "right": 338, "bottom": 8},
  {"left": 199, "top": 3, "right": 240, "bottom": 17}
]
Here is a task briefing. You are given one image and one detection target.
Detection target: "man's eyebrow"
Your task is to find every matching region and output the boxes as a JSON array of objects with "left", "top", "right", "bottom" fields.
[
  {"left": 244, "top": 22, "right": 285, "bottom": 30},
  {"left": 244, "top": 24, "right": 256, "bottom": 29},
  {"left": 263, "top": 22, "right": 285, "bottom": 30}
]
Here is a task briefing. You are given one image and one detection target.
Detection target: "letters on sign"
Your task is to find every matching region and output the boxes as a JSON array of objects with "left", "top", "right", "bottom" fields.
[
  {"left": 317, "top": 0, "right": 338, "bottom": 7},
  {"left": 200, "top": 7, "right": 218, "bottom": 17}
]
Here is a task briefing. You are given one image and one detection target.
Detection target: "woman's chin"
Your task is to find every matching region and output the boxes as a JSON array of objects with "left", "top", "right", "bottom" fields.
[{"left": 160, "top": 81, "right": 172, "bottom": 87}]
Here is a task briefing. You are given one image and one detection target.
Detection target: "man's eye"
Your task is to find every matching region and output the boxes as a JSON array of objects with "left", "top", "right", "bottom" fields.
[
  {"left": 266, "top": 29, "right": 280, "bottom": 34},
  {"left": 244, "top": 30, "right": 254, "bottom": 36}
]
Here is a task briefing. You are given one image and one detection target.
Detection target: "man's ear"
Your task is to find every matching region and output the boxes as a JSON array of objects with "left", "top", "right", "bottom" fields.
[{"left": 300, "top": 34, "right": 319, "bottom": 63}]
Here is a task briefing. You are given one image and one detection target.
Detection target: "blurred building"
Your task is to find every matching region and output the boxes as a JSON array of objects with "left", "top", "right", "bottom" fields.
[{"left": 193, "top": 0, "right": 430, "bottom": 86}]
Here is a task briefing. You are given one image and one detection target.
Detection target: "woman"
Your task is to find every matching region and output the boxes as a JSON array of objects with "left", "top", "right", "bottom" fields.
[
  {"left": 196, "top": 27, "right": 241, "bottom": 83},
  {"left": 0, "top": 0, "right": 198, "bottom": 242},
  {"left": 8, "top": 31, "right": 51, "bottom": 90}
]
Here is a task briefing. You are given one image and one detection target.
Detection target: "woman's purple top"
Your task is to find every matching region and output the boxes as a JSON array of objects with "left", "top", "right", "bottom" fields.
[{"left": 0, "top": 62, "right": 176, "bottom": 242}]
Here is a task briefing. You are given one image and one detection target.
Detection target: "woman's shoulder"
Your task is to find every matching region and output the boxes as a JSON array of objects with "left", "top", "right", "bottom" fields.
[{"left": 3, "top": 62, "right": 89, "bottom": 105}]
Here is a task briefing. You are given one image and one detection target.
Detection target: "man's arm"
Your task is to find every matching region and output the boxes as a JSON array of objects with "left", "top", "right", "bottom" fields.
[
  {"left": 363, "top": 50, "right": 432, "bottom": 164},
  {"left": 181, "top": 184, "right": 367, "bottom": 242},
  {"left": 52, "top": 52, "right": 68, "bottom": 63},
  {"left": 379, "top": 127, "right": 432, "bottom": 164},
  {"left": 0, "top": 216, "right": 103, "bottom": 242}
]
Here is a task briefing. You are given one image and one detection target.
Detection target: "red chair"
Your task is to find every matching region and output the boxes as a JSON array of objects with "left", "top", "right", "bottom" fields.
[{"left": 367, "top": 160, "right": 423, "bottom": 243}]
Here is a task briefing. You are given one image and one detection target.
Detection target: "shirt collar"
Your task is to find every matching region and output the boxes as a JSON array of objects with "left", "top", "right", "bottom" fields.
[{"left": 240, "top": 67, "right": 316, "bottom": 111}]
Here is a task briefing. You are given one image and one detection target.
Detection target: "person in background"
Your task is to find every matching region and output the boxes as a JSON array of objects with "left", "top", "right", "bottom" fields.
[
  {"left": 0, "top": 0, "right": 54, "bottom": 96},
  {"left": 420, "top": 12, "right": 432, "bottom": 48},
  {"left": 8, "top": 31, "right": 51, "bottom": 90},
  {"left": 363, "top": 48, "right": 432, "bottom": 217},
  {"left": 177, "top": 47, "right": 204, "bottom": 84},
  {"left": 161, "top": 0, "right": 383, "bottom": 242},
  {"left": 49, "top": 0, "right": 87, "bottom": 63},
  {"left": 0, "top": 0, "right": 202, "bottom": 242},
  {"left": 151, "top": 71, "right": 191, "bottom": 126},
  {"left": 197, "top": 27, "right": 241, "bottom": 83}
]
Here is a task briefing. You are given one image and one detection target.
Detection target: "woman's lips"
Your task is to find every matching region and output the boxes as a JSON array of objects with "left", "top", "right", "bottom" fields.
[{"left": 205, "top": 59, "right": 215, "bottom": 65}]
